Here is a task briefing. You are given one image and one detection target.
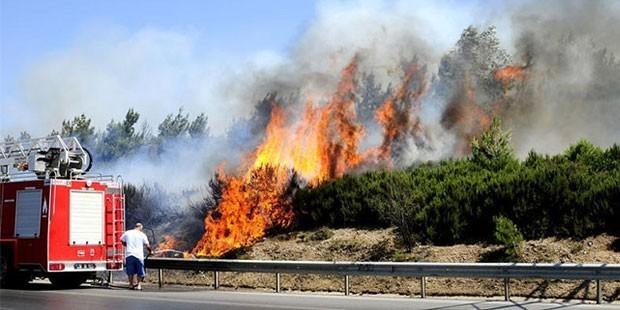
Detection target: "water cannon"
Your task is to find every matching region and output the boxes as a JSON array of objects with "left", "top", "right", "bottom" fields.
[{"left": 0, "top": 136, "right": 92, "bottom": 180}]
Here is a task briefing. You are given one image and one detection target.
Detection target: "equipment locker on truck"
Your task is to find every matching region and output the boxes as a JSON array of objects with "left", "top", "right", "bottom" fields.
[{"left": 0, "top": 136, "right": 124, "bottom": 288}]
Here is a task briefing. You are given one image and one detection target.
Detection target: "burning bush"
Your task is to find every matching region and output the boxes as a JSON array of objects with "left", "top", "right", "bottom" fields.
[{"left": 192, "top": 166, "right": 297, "bottom": 257}]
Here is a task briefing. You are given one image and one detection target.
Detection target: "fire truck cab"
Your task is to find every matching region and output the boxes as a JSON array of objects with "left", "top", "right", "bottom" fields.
[{"left": 0, "top": 136, "right": 124, "bottom": 288}]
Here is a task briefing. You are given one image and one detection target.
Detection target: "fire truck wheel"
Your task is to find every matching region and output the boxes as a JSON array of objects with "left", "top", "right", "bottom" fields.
[
  {"left": 0, "top": 254, "right": 7, "bottom": 287},
  {"left": 0, "top": 253, "right": 28, "bottom": 288},
  {"left": 48, "top": 272, "right": 90, "bottom": 289},
  {"left": 9, "top": 273, "right": 30, "bottom": 288}
]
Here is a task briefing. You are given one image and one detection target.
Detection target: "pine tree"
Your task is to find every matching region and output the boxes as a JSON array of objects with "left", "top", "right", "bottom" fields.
[
  {"left": 61, "top": 114, "right": 95, "bottom": 145},
  {"left": 471, "top": 117, "right": 516, "bottom": 171}
]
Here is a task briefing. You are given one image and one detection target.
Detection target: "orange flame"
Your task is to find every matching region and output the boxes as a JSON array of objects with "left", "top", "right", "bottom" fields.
[
  {"left": 250, "top": 56, "right": 363, "bottom": 181},
  {"left": 441, "top": 75, "right": 493, "bottom": 155},
  {"left": 192, "top": 57, "right": 365, "bottom": 257},
  {"left": 192, "top": 167, "right": 294, "bottom": 257},
  {"left": 494, "top": 65, "right": 526, "bottom": 90},
  {"left": 155, "top": 235, "right": 193, "bottom": 258},
  {"left": 372, "top": 63, "right": 427, "bottom": 163},
  {"left": 443, "top": 65, "right": 526, "bottom": 154},
  {"left": 156, "top": 235, "right": 177, "bottom": 251},
  {"left": 327, "top": 56, "right": 365, "bottom": 176}
]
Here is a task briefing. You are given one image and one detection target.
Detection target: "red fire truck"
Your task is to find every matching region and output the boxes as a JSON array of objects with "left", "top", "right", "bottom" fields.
[{"left": 0, "top": 136, "right": 124, "bottom": 288}]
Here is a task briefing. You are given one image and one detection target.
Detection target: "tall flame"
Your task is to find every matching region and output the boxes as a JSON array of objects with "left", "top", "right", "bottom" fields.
[
  {"left": 373, "top": 63, "right": 427, "bottom": 163},
  {"left": 251, "top": 55, "right": 363, "bottom": 181},
  {"left": 192, "top": 57, "right": 363, "bottom": 257},
  {"left": 192, "top": 167, "right": 294, "bottom": 257}
]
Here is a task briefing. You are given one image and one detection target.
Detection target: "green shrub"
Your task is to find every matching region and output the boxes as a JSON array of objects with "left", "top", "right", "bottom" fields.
[
  {"left": 493, "top": 216, "right": 523, "bottom": 246},
  {"left": 292, "top": 140, "right": 620, "bottom": 246},
  {"left": 471, "top": 118, "right": 517, "bottom": 171},
  {"left": 493, "top": 215, "right": 523, "bottom": 259}
]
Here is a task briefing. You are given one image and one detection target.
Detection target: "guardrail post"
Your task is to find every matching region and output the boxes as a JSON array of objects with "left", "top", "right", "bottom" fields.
[
  {"left": 504, "top": 278, "right": 510, "bottom": 301},
  {"left": 158, "top": 269, "right": 163, "bottom": 288},
  {"left": 420, "top": 277, "right": 426, "bottom": 298},
  {"left": 344, "top": 275, "right": 350, "bottom": 296},
  {"left": 213, "top": 271, "right": 220, "bottom": 290},
  {"left": 596, "top": 280, "right": 602, "bottom": 304},
  {"left": 275, "top": 273, "right": 281, "bottom": 293}
]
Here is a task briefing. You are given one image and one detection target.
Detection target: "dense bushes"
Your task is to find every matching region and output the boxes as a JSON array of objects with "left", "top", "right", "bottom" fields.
[{"left": 294, "top": 138, "right": 620, "bottom": 246}]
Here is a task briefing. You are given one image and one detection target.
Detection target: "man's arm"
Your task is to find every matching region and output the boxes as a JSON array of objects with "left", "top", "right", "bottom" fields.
[
  {"left": 143, "top": 234, "right": 152, "bottom": 255},
  {"left": 120, "top": 232, "right": 127, "bottom": 246}
]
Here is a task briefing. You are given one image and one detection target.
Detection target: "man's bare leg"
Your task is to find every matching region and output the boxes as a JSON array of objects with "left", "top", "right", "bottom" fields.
[
  {"left": 128, "top": 275, "right": 134, "bottom": 288},
  {"left": 135, "top": 274, "right": 142, "bottom": 290}
]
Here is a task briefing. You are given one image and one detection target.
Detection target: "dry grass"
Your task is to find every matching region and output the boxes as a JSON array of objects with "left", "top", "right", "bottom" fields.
[{"left": 146, "top": 228, "right": 620, "bottom": 302}]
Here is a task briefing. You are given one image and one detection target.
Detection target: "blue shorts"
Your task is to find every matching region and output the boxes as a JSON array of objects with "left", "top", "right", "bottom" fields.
[{"left": 125, "top": 256, "right": 145, "bottom": 277}]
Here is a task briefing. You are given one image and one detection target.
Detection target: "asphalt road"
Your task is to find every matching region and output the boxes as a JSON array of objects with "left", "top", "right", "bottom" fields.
[{"left": 0, "top": 282, "right": 616, "bottom": 310}]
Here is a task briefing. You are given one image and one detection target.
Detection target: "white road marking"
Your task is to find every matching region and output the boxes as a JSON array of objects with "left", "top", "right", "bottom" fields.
[{"left": 40, "top": 289, "right": 344, "bottom": 310}]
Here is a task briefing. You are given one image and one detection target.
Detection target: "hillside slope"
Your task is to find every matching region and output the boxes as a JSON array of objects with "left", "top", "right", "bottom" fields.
[
  {"left": 248, "top": 228, "right": 620, "bottom": 264},
  {"left": 153, "top": 228, "right": 620, "bottom": 302}
]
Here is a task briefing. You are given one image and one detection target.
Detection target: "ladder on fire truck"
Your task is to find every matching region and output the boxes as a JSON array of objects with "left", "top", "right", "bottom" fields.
[{"left": 105, "top": 178, "right": 125, "bottom": 285}]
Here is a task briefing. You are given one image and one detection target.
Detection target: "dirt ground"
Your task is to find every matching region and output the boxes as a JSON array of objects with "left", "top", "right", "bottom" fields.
[{"left": 147, "top": 228, "right": 620, "bottom": 302}]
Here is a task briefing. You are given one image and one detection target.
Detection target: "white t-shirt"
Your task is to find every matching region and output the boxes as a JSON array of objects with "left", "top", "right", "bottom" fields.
[{"left": 120, "top": 229, "right": 150, "bottom": 261}]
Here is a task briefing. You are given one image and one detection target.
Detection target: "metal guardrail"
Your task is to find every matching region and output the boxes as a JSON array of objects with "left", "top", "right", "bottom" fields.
[{"left": 145, "top": 258, "right": 620, "bottom": 304}]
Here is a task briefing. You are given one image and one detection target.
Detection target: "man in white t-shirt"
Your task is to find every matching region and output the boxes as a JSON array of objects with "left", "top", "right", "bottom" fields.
[{"left": 120, "top": 223, "right": 152, "bottom": 290}]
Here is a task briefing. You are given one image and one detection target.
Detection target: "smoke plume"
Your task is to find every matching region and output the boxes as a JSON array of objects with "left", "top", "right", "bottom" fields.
[
  {"left": 2, "top": 1, "right": 620, "bottom": 251},
  {"left": 506, "top": 0, "right": 620, "bottom": 155}
]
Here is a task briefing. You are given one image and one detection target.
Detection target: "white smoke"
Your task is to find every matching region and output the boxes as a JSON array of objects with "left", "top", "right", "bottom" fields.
[
  {"left": 506, "top": 0, "right": 620, "bottom": 155},
  {"left": 4, "top": 27, "right": 282, "bottom": 138},
  {"left": 2, "top": 0, "right": 619, "bottom": 189}
]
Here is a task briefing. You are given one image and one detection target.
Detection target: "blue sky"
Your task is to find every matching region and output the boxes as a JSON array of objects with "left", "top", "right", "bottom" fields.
[
  {"left": 1, "top": 0, "right": 511, "bottom": 136},
  {"left": 1, "top": 0, "right": 317, "bottom": 101}
]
